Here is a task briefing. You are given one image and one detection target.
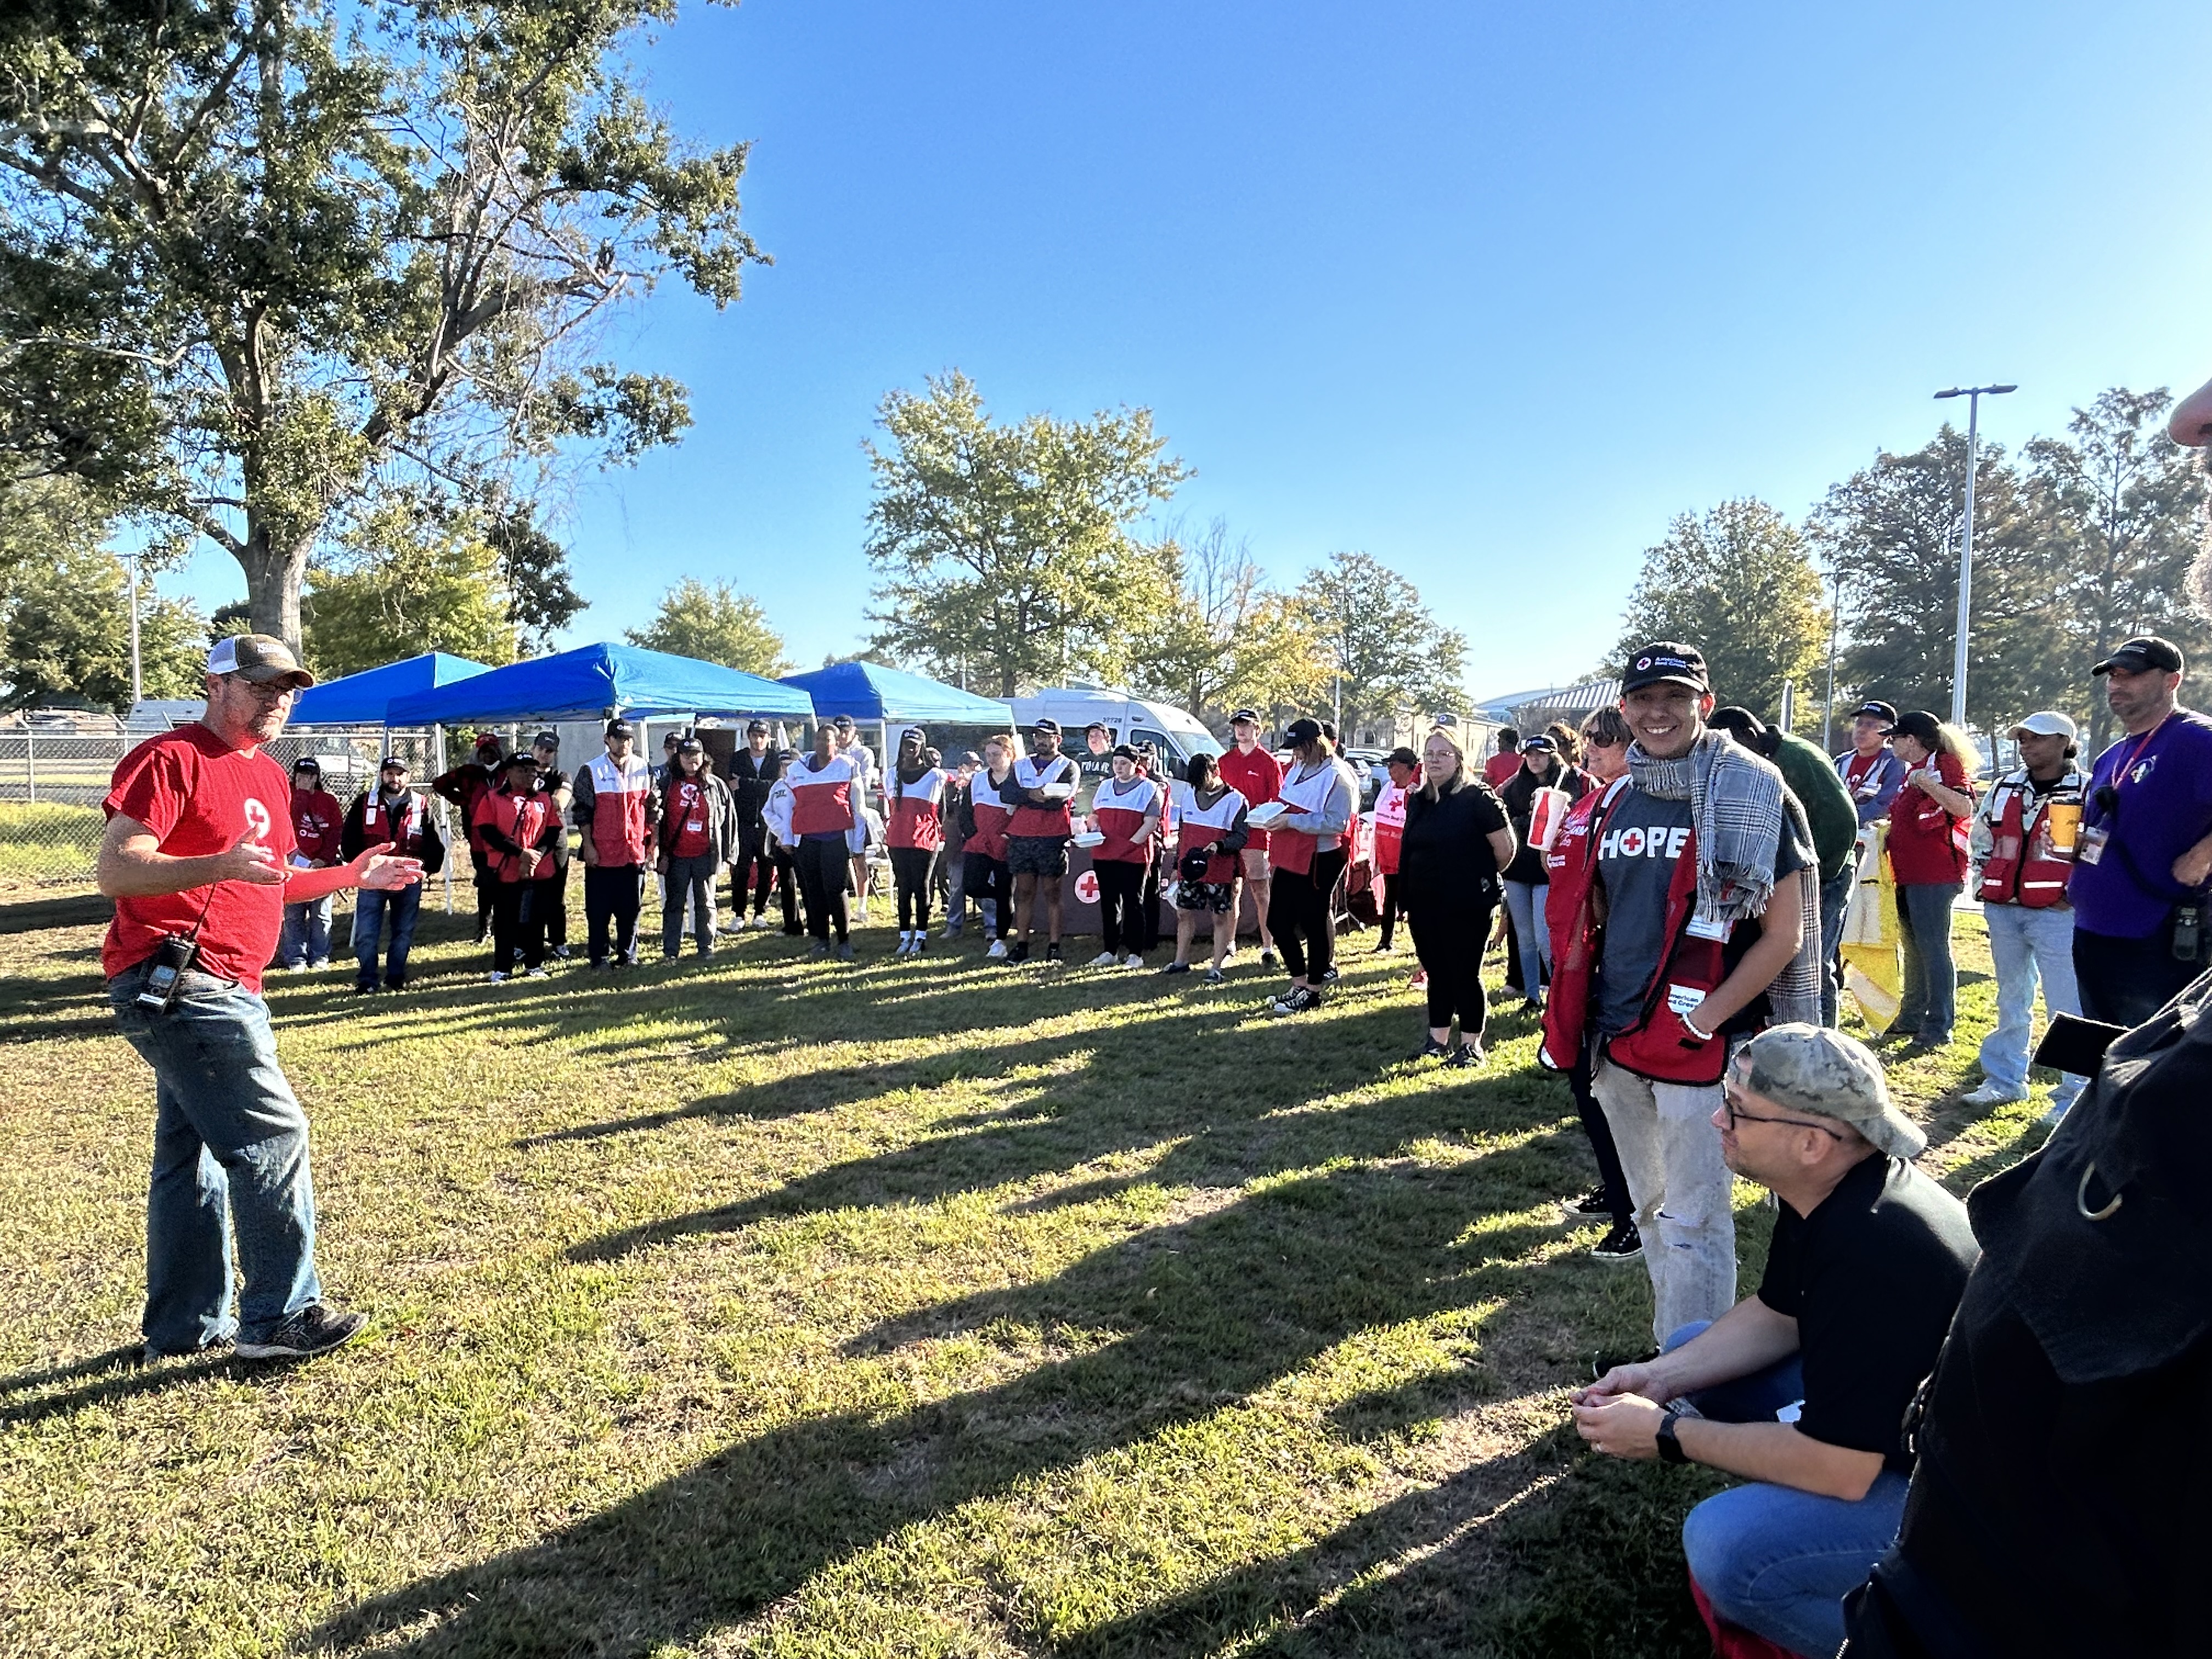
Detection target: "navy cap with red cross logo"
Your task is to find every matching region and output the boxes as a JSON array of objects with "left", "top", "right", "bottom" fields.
[{"left": 1620, "top": 642, "right": 1711, "bottom": 696}]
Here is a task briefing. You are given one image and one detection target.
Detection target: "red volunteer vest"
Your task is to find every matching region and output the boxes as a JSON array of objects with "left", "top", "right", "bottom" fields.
[
  {"left": 1090, "top": 777, "right": 1158, "bottom": 864},
  {"left": 586, "top": 753, "right": 654, "bottom": 865},
  {"left": 888, "top": 769, "right": 947, "bottom": 851},
  {"left": 1007, "top": 754, "right": 1079, "bottom": 839},
  {"left": 357, "top": 789, "right": 426, "bottom": 857},
  {"left": 789, "top": 754, "right": 859, "bottom": 836},
  {"left": 474, "top": 788, "right": 557, "bottom": 883},
  {"left": 1372, "top": 782, "right": 1408, "bottom": 876},
  {"left": 1977, "top": 778, "right": 2076, "bottom": 910},
  {"left": 1539, "top": 778, "right": 1730, "bottom": 1085},
  {"left": 1177, "top": 787, "right": 1245, "bottom": 883},
  {"left": 963, "top": 776, "right": 1014, "bottom": 859}
]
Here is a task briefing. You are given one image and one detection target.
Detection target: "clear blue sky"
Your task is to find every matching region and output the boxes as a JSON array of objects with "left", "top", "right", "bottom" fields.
[{"left": 169, "top": 0, "right": 2212, "bottom": 701}]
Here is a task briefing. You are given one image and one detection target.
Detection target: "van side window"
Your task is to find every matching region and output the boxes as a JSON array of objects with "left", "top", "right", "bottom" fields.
[{"left": 1131, "top": 727, "right": 1170, "bottom": 758}]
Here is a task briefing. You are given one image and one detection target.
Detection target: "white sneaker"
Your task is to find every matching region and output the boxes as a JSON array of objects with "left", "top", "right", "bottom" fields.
[
  {"left": 1089, "top": 951, "right": 1118, "bottom": 968},
  {"left": 1124, "top": 953, "right": 1145, "bottom": 969},
  {"left": 986, "top": 939, "right": 1007, "bottom": 960},
  {"left": 1961, "top": 1082, "right": 2029, "bottom": 1107},
  {"left": 486, "top": 970, "right": 507, "bottom": 984},
  {"left": 524, "top": 967, "right": 550, "bottom": 980}
]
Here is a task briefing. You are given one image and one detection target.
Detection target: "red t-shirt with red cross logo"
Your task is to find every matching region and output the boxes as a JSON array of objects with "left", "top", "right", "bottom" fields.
[
  {"left": 101, "top": 724, "right": 296, "bottom": 992},
  {"left": 670, "top": 780, "right": 712, "bottom": 857}
]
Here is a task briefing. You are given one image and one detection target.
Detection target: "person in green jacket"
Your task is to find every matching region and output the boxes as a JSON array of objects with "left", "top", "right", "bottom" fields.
[{"left": 1711, "top": 708, "right": 1863, "bottom": 1028}]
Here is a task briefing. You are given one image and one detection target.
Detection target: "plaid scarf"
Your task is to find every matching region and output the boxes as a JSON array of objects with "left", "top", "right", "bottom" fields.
[{"left": 1628, "top": 729, "right": 1822, "bottom": 1025}]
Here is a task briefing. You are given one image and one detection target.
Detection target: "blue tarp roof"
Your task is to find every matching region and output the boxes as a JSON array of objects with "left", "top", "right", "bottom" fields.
[
  {"left": 287, "top": 651, "right": 494, "bottom": 726},
  {"left": 778, "top": 661, "right": 1009, "bottom": 726},
  {"left": 386, "top": 642, "right": 815, "bottom": 726}
]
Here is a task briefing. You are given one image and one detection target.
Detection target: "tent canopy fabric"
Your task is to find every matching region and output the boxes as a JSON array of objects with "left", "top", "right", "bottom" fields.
[
  {"left": 778, "top": 661, "right": 1009, "bottom": 726},
  {"left": 385, "top": 642, "right": 814, "bottom": 727},
  {"left": 287, "top": 651, "right": 494, "bottom": 726}
]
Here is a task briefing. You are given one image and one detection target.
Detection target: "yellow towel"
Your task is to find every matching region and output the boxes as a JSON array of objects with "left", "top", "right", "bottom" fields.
[{"left": 1841, "top": 822, "right": 1903, "bottom": 1033}]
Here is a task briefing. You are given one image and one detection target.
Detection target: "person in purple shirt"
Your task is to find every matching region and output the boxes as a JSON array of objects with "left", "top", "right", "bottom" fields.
[
  {"left": 2068, "top": 634, "right": 2212, "bottom": 1026},
  {"left": 1833, "top": 700, "right": 1907, "bottom": 827}
]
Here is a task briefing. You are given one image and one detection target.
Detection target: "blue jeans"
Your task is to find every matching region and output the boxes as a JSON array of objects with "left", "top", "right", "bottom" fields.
[
  {"left": 106, "top": 960, "right": 321, "bottom": 1351},
  {"left": 1501, "top": 878, "right": 1551, "bottom": 991},
  {"left": 351, "top": 885, "right": 421, "bottom": 990},
  {"left": 1819, "top": 864, "right": 1855, "bottom": 1028},
  {"left": 1979, "top": 903, "right": 2085, "bottom": 1107},
  {"left": 1664, "top": 1322, "right": 1906, "bottom": 1657},
  {"left": 278, "top": 894, "right": 332, "bottom": 967},
  {"left": 1893, "top": 881, "right": 1962, "bottom": 1042}
]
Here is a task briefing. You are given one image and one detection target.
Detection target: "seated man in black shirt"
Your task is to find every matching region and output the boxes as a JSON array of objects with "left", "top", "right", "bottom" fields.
[{"left": 1572, "top": 1024, "right": 1979, "bottom": 1658}]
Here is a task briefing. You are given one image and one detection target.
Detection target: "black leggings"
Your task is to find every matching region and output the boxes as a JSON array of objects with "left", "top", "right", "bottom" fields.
[
  {"left": 1095, "top": 858, "right": 1147, "bottom": 955},
  {"left": 1409, "top": 903, "right": 1491, "bottom": 1040},
  {"left": 1267, "top": 848, "right": 1348, "bottom": 981},
  {"left": 795, "top": 836, "right": 851, "bottom": 942},
  {"left": 490, "top": 882, "right": 544, "bottom": 973},
  {"left": 890, "top": 846, "right": 938, "bottom": 930},
  {"left": 962, "top": 853, "right": 1009, "bottom": 937},
  {"left": 1376, "top": 871, "right": 1408, "bottom": 949}
]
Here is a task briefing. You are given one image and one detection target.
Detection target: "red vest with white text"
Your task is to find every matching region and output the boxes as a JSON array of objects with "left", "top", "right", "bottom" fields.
[
  {"left": 963, "top": 772, "right": 1014, "bottom": 859},
  {"left": 1372, "top": 782, "right": 1408, "bottom": 876},
  {"left": 1007, "top": 753, "right": 1079, "bottom": 838},
  {"left": 1177, "top": 786, "right": 1247, "bottom": 883}
]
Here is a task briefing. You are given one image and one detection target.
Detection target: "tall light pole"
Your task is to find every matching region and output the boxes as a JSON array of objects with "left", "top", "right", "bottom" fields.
[
  {"left": 1932, "top": 383, "right": 2016, "bottom": 728},
  {"left": 122, "top": 550, "right": 143, "bottom": 707}
]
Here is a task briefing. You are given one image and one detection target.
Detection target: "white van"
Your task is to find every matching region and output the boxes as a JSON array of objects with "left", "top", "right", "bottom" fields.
[{"left": 1008, "top": 684, "right": 1217, "bottom": 792}]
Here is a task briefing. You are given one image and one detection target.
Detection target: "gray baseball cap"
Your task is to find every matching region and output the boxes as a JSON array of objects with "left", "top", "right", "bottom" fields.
[
  {"left": 207, "top": 633, "right": 314, "bottom": 689},
  {"left": 1736, "top": 1023, "right": 1927, "bottom": 1159}
]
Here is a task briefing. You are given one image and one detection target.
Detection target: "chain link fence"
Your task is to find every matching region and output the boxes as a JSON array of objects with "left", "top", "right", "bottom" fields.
[{"left": 0, "top": 724, "right": 456, "bottom": 890}]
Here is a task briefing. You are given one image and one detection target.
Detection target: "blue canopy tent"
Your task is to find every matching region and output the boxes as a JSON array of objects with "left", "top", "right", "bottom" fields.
[
  {"left": 387, "top": 641, "right": 815, "bottom": 726},
  {"left": 777, "top": 661, "right": 1009, "bottom": 727},
  {"left": 286, "top": 651, "right": 494, "bottom": 726}
]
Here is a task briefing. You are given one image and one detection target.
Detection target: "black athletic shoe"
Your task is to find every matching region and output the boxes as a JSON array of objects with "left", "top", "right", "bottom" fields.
[
  {"left": 1005, "top": 941, "right": 1030, "bottom": 965},
  {"left": 1590, "top": 1220, "right": 1643, "bottom": 1262},
  {"left": 1043, "top": 942, "right": 1062, "bottom": 962},
  {"left": 234, "top": 1304, "right": 367, "bottom": 1361},
  {"left": 1444, "top": 1040, "right": 1485, "bottom": 1069},
  {"left": 1566, "top": 1187, "right": 1612, "bottom": 1218},
  {"left": 1319, "top": 964, "right": 1339, "bottom": 983},
  {"left": 1162, "top": 961, "right": 1191, "bottom": 975},
  {"left": 1408, "top": 1036, "right": 1451, "bottom": 1062}
]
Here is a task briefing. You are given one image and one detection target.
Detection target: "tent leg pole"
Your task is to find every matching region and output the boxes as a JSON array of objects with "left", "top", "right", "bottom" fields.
[{"left": 435, "top": 725, "right": 453, "bottom": 916}]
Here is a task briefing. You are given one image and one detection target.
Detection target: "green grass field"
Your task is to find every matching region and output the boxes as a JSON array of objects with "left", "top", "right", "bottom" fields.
[
  {"left": 0, "top": 890, "right": 2058, "bottom": 1658},
  {"left": 0, "top": 802, "right": 104, "bottom": 888}
]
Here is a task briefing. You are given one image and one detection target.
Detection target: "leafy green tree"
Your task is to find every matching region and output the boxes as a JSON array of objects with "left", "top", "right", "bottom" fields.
[
  {"left": 0, "top": 0, "right": 764, "bottom": 650},
  {"left": 1122, "top": 518, "right": 1328, "bottom": 724},
  {"left": 302, "top": 503, "right": 519, "bottom": 678},
  {"left": 2024, "top": 387, "right": 2210, "bottom": 749},
  {"left": 488, "top": 509, "right": 588, "bottom": 657},
  {"left": 625, "top": 577, "right": 791, "bottom": 675},
  {"left": 1, "top": 478, "right": 202, "bottom": 710},
  {"left": 862, "top": 372, "right": 1188, "bottom": 697},
  {"left": 1612, "top": 499, "right": 1829, "bottom": 732},
  {"left": 1302, "top": 551, "right": 1467, "bottom": 740},
  {"left": 1812, "top": 430, "right": 2050, "bottom": 733}
]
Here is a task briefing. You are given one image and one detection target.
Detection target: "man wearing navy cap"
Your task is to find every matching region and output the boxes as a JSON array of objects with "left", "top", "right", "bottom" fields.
[
  {"left": 1833, "top": 700, "right": 1906, "bottom": 828},
  {"left": 2069, "top": 634, "right": 2212, "bottom": 1025}
]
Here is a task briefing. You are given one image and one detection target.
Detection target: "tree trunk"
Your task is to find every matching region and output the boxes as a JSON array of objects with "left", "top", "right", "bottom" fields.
[{"left": 239, "top": 528, "right": 312, "bottom": 654}]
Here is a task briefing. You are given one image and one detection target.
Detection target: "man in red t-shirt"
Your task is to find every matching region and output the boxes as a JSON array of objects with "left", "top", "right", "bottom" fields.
[
  {"left": 1216, "top": 709, "right": 1283, "bottom": 967},
  {"left": 98, "top": 634, "right": 423, "bottom": 1364},
  {"left": 276, "top": 756, "right": 345, "bottom": 970},
  {"left": 1483, "top": 728, "right": 1523, "bottom": 789}
]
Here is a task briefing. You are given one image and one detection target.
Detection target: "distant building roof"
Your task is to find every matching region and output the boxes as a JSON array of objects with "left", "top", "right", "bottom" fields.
[{"left": 1474, "top": 679, "right": 1622, "bottom": 725}]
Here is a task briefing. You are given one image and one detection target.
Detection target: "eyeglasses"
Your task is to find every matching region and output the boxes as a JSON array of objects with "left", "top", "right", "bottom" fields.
[
  {"left": 224, "top": 676, "right": 296, "bottom": 704},
  {"left": 1721, "top": 1087, "right": 1845, "bottom": 1139}
]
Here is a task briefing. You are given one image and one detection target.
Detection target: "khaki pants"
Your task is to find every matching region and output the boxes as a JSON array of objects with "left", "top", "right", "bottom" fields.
[{"left": 1592, "top": 1054, "right": 1737, "bottom": 1345}]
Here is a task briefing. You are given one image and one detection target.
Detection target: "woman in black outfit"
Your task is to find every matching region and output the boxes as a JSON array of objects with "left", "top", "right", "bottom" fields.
[{"left": 1399, "top": 728, "right": 1517, "bottom": 1065}]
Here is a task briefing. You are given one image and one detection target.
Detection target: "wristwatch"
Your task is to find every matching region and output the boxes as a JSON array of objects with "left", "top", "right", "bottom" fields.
[{"left": 1656, "top": 1408, "right": 1689, "bottom": 1465}]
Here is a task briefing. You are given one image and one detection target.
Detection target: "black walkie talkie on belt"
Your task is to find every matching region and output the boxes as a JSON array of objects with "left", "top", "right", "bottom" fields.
[{"left": 134, "top": 933, "right": 200, "bottom": 1011}]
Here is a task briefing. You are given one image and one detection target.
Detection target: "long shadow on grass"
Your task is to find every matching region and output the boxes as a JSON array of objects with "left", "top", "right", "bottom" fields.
[
  {"left": 565, "top": 992, "right": 1567, "bottom": 1266},
  {"left": 302, "top": 1148, "right": 1579, "bottom": 1658}
]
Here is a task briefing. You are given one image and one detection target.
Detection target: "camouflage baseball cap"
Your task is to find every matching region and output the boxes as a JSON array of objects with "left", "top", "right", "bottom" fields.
[
  {"left": 207, "top": 633, "right": 314, "bottom": 689},
  {"left": 1735, "top": 1023, "right": 1926, "bottom": 1159}
]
